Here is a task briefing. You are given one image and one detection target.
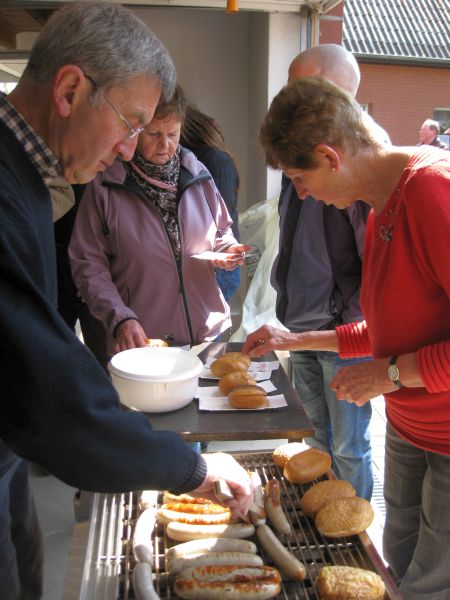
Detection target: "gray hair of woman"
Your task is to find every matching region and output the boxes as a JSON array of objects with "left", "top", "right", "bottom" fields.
[
  {"left": 259, "top": 77, "right": 375, "bottom": 171},
  {"left": 23, "top": 1, "right": 175, "bottom": 102}
]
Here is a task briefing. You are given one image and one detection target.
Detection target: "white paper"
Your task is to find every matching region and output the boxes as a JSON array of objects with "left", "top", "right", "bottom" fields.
[
  {"left": 199, "top": 367, "right": 272, "bottom": 381},
  {"left": 248, "top": 360, "right": 279, "bottom": 373},
  {"left": 191, "top": 251, "right": 241, "bottom": 261},
  {"left": 200, "top": 358, "right": 279, "bottom": 381},
  {"left": 198, "top": 392, "right": 287, "bottom": 411},
  {"left": 198, "top": 379, "right": 276, "bottom": 397}
]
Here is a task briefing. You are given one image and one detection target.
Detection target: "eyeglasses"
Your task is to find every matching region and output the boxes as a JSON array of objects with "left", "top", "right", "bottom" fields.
[{"left": 84, "top": 73, "right": 145, "bottom": 140}]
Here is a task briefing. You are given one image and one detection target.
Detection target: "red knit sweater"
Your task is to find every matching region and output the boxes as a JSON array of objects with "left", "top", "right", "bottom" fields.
[{"left": 337, "top": 146, "right": 450, "bottom": 455}]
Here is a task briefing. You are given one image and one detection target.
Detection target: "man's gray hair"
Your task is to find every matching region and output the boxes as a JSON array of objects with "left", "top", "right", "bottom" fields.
[
  {"left": 423, "top": 118, "right": 440, "bottom": 134},
  {"left": 24, "top": 1, "right": 175, "bottom": 101}
]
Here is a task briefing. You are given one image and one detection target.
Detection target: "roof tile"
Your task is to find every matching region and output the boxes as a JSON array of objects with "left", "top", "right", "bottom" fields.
[{"left": 343, "top": 0, "right": 450, "bottom": 61}]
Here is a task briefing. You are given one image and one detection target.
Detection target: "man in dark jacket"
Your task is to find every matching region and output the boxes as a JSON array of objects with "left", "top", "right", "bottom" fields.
[
  {"left": 0, "top": 3, "right": 251, "bottom": 598},
  {"left": 418, "top": 118, "right": 447, "bottom": 149},
  {"left": 271, "top": 45, "right": 383, "bottom": 500}
]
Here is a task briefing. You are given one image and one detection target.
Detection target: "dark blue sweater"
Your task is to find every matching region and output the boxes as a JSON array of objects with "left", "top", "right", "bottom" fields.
[{"left": 0, "top": 121, "right": 205, "bottom": 493}]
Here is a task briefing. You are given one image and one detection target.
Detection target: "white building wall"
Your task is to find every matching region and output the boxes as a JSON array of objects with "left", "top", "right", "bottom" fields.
[
  {"left": 266, "top": 12, "right": 302, "bottom": 200},
  {"left": 133, "top": 7, "right": 306, "bottom": 210}
]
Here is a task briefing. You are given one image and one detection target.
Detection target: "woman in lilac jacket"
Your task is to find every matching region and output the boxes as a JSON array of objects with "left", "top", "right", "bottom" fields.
[{"left": 69, "top": 86, "right": 248, "bottom": 368}]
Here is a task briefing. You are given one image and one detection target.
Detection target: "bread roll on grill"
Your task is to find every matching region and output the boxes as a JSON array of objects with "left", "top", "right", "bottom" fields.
[
  {"left": 316, "top": 565, "right": 385, "bottom": 600},
  {"left": 283, "top": 448, "right": 332, "bottom": 484},
  {"left": 315, "top": 496, "right": 374, "bottom": 538},
  {"left": 300, "top": 480, "right": 356, "bottom": 518},
  {"left": 272, "top": 442, "right": 309, "bottom": 468}
]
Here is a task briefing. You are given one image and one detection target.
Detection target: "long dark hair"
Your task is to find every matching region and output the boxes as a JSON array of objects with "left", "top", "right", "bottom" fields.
[
  {"left": 180, "top": 105, "right": 227, "bottom": 151},
  {"left": 180, "top": 105, "right": 239, "bottom": 179}
]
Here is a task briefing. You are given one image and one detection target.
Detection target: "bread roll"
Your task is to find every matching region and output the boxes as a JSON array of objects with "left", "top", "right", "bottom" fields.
[
  {"left": 210, "top": 352, "right": 251, "bottom": 377},
  {"left": 218, "top": 371, "right": 257, "bottom": 395},
  {"left": 146, "top": 338, "right": 168, "bottom": 347},
  {"left": 315, "top": 496, "right": 374, "bottom": 537},
  {"left": 272, "top": 442, "right": 309, "bottom": 468},
  {"left": 316, "top": 565, "right": 385, "bottom": 600},
  {"left": 299, "top": 480, "right": 356, "bottom": 518},
  {"left": 283, "top": 448, "right": 332, "bottom": 484},
  {"left": 228, "top": 385, "right": 268, "bottom": 409}
]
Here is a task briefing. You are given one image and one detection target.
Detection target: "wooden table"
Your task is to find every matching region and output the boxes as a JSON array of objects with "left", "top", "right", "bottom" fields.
[{"left": 146, "top": 342, "right": 314, "bottom": 443}]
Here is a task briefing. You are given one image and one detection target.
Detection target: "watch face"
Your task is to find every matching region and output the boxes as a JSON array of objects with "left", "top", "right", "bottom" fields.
[{"left": 388, "top": 364, "right": 400, "bottom": 382}]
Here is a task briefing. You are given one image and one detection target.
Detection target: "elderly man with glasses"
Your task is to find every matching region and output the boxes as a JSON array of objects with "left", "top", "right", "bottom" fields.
[{"left": 0, "top": 3, "right": 252, "bottom": 597}]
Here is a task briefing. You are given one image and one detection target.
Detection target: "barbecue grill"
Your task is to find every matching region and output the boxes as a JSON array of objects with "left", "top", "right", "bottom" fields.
[{"left": 63, "top": 451, "right": 401, "bottom": 599}]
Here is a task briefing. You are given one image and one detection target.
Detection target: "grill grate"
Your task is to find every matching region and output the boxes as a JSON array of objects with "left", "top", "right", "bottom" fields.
[{"left": 71, "top": 451, "right": 400, "bottom": 599}]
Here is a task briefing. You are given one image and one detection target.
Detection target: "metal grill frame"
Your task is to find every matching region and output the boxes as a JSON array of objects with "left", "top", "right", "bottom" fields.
[{"left": 63, "top": 451, "right": 401, "bottom": 600}]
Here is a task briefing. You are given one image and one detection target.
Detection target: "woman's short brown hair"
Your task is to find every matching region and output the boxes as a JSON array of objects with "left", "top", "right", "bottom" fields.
[
  {"left": 259, "top": 77, "right": 374, "bottom": 171},
  {"left": 154, "top": 84, "right": 187, "bottom": 122}
]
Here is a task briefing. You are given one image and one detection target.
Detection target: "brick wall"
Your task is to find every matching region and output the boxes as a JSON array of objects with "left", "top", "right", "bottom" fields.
[
  {"left": 317, "top": 3, "right": 344, "bottom": 45},
  {"left": 356, "top": 62, "right": 450, "bottom": 145},
  {"left": 318, "top": 5, "right": 450, "bottom": 147}
]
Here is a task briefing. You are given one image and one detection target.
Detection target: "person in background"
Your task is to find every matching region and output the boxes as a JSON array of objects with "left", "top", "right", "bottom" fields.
[
  {"left": 69, "top": 86, "right": 248, "bottom": 369},
  {"left": 271, "top": 45, "right": 375, "bottom": 500},
  {"left": 180, "top": 105, "right": 242, "bottom": 303},
  {"left": 0, "top": 3, "right": 252, "bottom": 597},
  {"left": 244, "top": 77, "right": 450, "bottom": 599},
  {"left": 418, "top": 118, "right": 447, "bottom": 149}
]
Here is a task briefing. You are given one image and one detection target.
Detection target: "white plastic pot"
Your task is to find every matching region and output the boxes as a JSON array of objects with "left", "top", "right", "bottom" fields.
[{"left": 108, "top": 347, "right": 203, "bottom": 413}]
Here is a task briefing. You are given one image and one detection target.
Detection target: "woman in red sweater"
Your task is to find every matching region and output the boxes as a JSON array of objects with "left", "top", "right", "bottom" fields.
[{"left": 243, "top": 78, "right": 450, "bottom": 599}]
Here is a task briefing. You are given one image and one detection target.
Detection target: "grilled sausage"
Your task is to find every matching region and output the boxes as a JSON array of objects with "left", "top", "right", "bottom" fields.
[
  {"left": 132, "top": 562, "right": 160, "bottom": 600},
  {"left": 157, "top": 507, "right": 232, "bottom": 526},
  {"left": 163, "top": 492, "right": 213, "bottom": 505},
  {"left": 168, "top": 551, "right": 264, "bottom": 575},
  {"left": 256, "top": 524, "right": 306, "bottom": 580},
  {"left": 166, "top": 537, "right": 258, "bottom": 561},
  {"left": 264, "top": 480, "right": 292, "bottom": 535},
  {"left": 139, "top": 490, "right": 159, "bottom": 511},
  {"left": 133, "top": 507, "right": 157, "bottom": 564},
  {"left": 163, "top": 502, "right": 230, "bottom": 515},
  {"left": 174, "top": 565, "right": 281, "bottom": 600},
  {"left": 166, "top": 521, "right": 255, "bottom": 542}
]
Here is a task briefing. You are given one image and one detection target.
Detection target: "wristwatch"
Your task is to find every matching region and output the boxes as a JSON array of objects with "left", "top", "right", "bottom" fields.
[{"left": 388, "top": 356, "right": 403, "bottom": 388}]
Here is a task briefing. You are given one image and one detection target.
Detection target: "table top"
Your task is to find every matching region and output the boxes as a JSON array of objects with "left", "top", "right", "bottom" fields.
[{"left": 145, "top": 342, "right": 314, "bottom": 442}]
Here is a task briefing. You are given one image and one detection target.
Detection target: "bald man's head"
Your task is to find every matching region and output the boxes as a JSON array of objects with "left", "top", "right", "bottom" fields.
[{"left": 288, "top": 44, "right": 360, "bottom": 97}]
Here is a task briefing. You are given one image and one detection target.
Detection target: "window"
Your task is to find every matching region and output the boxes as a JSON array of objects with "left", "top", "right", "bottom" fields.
[{"left": 433, "top": 108, "right": 450, "bottom": 134}]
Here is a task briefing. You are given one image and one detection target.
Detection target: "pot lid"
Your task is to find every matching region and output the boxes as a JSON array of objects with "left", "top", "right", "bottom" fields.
[{"left": 108, "top": 346, "right": 203, "bottom": 382}]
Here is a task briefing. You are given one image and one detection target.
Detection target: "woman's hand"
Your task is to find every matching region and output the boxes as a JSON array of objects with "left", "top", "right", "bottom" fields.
[
  {"left": 114, "top": 319, "right": 148, "bottom": 354},
  {"left": 242, "top": 325, "right": 301, "bottom": 358},
  {"left": 331, "top": 358, "right": 399, "bottom": 406},
  {"left": 210, "top": 244, "right": 252, "bottom": 270},
  {"left": 242, "top": 325, "right": 340, "bottom": 358},
  {"left": 331, "top": 352, "right": 423, "bottom": 405}
]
